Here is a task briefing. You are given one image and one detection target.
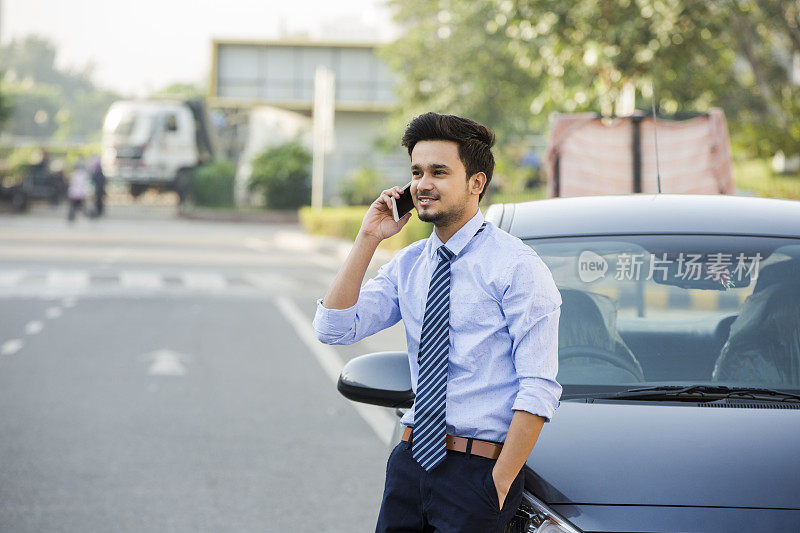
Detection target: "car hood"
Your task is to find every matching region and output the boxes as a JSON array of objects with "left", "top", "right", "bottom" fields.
[{"left": 526, "top": 399, "right": 800, "bottom": 509}]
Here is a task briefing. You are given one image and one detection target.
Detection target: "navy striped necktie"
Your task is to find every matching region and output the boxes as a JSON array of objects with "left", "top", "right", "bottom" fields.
[{"left": 412, "top": 221, "right": 487, "bottom": 472}]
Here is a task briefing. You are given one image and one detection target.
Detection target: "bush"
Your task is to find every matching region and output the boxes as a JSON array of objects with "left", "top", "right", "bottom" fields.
[
  {"left": 248, "top": 141, "right": 311, "bottom": 209},
  {"left": 339, "top": 166, "right": 386, "bottom": 205},
  {"left": 192, "top": 158, "right": 236, "bottom": 207}
]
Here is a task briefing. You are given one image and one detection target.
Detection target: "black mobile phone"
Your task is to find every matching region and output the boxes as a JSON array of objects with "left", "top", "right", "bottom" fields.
[{"left": 392, "top": 182, "right": 415, "bottom": 222}]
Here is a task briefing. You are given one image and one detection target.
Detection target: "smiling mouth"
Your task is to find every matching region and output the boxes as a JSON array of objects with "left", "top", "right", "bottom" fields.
[{"left": 418, "top": 198, "right": 437, "bottom": 205}]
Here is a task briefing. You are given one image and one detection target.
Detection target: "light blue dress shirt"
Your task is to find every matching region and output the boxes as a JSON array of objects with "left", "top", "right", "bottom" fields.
[{"left": 312, "top": 208, "right": 563, "bottom": 443}]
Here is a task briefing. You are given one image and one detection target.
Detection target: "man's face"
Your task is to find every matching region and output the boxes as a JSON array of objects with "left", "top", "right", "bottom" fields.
[{"left": 410, "top": 140, "right": 480, "bottom": 225}]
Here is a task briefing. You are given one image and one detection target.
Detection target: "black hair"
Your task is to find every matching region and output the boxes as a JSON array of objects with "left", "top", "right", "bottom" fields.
[{"left": 401, "top": 112, "right": 495, "bottom": 202}]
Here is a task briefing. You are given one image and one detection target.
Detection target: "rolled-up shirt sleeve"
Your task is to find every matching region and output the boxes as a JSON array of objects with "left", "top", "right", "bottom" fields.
[
  {"left": 501, "top": 249, "right": 563, "bottom": 422},
  {"left": 312, "top": 255, "right": 402, "bottom": 345}
]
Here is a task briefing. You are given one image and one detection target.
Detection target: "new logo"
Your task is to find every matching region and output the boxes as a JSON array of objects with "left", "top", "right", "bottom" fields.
[{"left": 578, "top": 251, "right": 607, "bottom": 283}]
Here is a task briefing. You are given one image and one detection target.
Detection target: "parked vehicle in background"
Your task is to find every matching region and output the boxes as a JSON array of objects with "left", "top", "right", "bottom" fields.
[
  {"left": 0, "top": 157, "right": 66, "bottom": 213},
  {"left": 0, "top": 175, "right": 28, "bottom": 212},
  {"left": 100, "top": 99, "right": 215, "bottom": 202},
  {"left": 19, "top": 161, "right": 66, "bottom": 205},
  {"left": 338, "top": 194, "right": 800, "bottom": 532}
]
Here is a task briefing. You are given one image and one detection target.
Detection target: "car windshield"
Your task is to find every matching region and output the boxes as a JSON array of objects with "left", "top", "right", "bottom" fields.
[
  {"left": 526, "top": 235, "right": 800, "bottom": 397},
  {"left": 104, "top": 109, "right": 155, "bottom": 144}
]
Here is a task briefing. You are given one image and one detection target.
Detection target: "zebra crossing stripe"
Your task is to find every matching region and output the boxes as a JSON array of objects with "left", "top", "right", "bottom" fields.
[
  {"left": 0, "top": 270, "right": 25, "bottom": 286},
  {"left": 46, "top": 270, "right": 89, "bottom": 289},
  {"left": 181, "top": 272, "right": 228, "bottom": 290},
  {"left": 0, "top": 269, "right": 311, "bottom": 294},
  {"left": 120, "top": 271, "right": 164, "bottom": 290},
  {"left": 243, "top": 272, "right": 300, "bottom": 292}
]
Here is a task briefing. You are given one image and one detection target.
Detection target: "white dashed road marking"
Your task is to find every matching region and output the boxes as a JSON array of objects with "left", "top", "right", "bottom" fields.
[
  {"left": 45, "top": 307, "right": 62, "bottom": 319},
  {"left": 24, "top": 321, "right": 43, "bottom": 335},
  {"left": 1, "top": 339, "right": 24, "bottom": 356},
  {"left": 274, "top": 296, "right": 395, "bottom": 447}
]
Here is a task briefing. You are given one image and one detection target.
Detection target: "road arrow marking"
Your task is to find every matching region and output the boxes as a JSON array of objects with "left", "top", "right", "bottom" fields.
[{"left": 143, "top": 349, "right": 189, "bottom": 376}]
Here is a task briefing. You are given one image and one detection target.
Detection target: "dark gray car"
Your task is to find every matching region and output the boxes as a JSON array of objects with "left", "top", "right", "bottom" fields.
[{"left": 338, "top": 193, "right": 800, "bottom": 532}]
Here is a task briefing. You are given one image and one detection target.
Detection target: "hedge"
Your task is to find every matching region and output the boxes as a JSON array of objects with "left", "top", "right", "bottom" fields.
[
  {"left": 298, "top": 205, "right": 489, "bottom": 252},
  {"left": 193, "top": 158, "right": 236, "bottom": 207},
  {"left": 299, "top": 205, "right": 435, "bottom": 252}
]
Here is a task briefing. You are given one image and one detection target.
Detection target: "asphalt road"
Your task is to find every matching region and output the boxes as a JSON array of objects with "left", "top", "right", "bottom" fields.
[{"left": 0, "top": 200, "right": 408, "bottom": 532}]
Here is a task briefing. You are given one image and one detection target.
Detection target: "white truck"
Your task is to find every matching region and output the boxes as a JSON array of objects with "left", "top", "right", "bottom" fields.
[{"left": 100, "top": 99, "right": 215, "bottom": 201}]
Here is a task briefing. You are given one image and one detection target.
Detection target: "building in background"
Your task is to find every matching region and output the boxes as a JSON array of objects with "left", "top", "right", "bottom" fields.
[{"left": 208, "top": 39, "right": 406, "bottom": 206}]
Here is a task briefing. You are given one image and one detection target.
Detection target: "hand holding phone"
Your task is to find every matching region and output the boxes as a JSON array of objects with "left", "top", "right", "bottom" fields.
[
  {"left": 391, "top": 181, "right": 415, "bottom": 222},
  {"left": 360, "top": 183, "right": 414, "bottom": 243}
]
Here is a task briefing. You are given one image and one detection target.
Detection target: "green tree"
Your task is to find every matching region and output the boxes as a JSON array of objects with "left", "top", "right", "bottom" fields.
[
  {"left": 150, "top": 82, "right": 205, "bottom": 100},
  {"left": 0, "top": 35, "right": 121, "bottom": 142},
  {"left": 380, "top": 1, "right": 539, "bottom": 146},
  {"left": 248, "top": 141, "right": 312, "bottom": 209},
  {"left": 1, "top": 83, "right": 61, "bottom": 137},
  {"left": 724, "top": 1, "right": 800, "bottom": 157},
  {"left": 0, "top": 78, "right": 15, "bottom": 130},
  {"left": 383, "top": 0, "right": 799, "bottom": 160}
]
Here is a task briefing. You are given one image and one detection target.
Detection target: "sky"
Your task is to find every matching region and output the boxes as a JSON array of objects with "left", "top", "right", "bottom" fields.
[{"left": 3, "top": 0, "right": 399, "bottom": 96}]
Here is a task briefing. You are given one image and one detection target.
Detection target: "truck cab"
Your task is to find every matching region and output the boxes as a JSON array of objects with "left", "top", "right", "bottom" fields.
[{"left": 101, "top": 100, "right": 213, "bottom": 200}]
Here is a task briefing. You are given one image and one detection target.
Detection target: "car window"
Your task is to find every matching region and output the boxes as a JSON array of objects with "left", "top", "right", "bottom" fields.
[
  {"left": 526, "top": 235, "right": 800, "bottom": 394},
  {"left": 106, "top": 111, "right": 155, "bottom": 145}
]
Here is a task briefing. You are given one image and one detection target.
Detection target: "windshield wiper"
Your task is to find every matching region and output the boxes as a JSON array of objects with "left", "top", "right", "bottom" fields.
[{"left": 567, "top": 385, "right": 800, "bottom": 402}]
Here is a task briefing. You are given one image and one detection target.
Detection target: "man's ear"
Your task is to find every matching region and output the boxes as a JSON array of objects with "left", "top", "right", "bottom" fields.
[{"left": 470, "top": 172, "right": 486, "bottom": 196}]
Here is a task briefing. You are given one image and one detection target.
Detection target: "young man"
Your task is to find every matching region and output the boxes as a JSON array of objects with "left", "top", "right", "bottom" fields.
[{"left": 312, "top": 112, "right": 562, "bottom": 532}]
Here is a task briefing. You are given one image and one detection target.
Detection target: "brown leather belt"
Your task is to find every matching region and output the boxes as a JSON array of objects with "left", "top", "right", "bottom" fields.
[{"left": 401, "top": 426, "right": 503, "bottom": 460}]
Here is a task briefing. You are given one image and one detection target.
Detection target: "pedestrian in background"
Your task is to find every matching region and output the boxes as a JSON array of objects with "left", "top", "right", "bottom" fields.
[
  {"left": 89, "top": 155, "right": 106, "bottom": 218},
  {"left": 67, "top": 158, "right": 90, "bottom": 222}
]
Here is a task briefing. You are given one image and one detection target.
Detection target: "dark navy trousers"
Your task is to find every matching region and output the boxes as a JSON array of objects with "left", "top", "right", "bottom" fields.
[{"left": 375, "top": 431, "right": 525, "bottom": 532}]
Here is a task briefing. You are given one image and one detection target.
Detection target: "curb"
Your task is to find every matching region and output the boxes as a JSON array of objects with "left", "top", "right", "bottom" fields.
[
  {"left": 177, "top": 207, "right": 299, "bottom": 224},
  {"left": 175, "top": 206, "right": 396, "bottom": 267},
  {"left": 272, "top": 229, "right": 397, "bottom": 268}
]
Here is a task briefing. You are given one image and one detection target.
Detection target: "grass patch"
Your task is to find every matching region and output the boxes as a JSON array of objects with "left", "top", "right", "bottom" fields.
[
  {"left": 733, "top": 159, "right": 800, "bottom": 200},
  {"left": 487, "top": 187, "right": 547, "bottom": 204}
]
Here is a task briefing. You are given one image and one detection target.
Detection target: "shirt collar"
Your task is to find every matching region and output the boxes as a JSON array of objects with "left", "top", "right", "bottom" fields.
[{"left": 427, "top": 208, "right": 485, "bottom": 261}]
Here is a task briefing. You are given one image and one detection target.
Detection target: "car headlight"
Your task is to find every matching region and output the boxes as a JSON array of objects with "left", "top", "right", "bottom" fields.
[{"left": 506, "top": 490, "right": 582, "bottom": 533}]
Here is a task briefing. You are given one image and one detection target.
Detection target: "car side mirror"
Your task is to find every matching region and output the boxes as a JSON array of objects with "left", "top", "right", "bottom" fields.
[{"left": 337, "top": 351, "right": 414, "bottom": 408}]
